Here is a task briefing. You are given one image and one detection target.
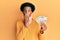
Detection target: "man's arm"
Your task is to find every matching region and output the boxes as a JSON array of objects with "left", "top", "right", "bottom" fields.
[{"left": 35, "top": 16, "right": 47, "bottom": 34}]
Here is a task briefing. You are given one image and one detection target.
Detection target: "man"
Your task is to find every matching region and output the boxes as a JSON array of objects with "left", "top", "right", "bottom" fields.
[{"left": 16, "top": 2, "right": 47, "bottom": 40}]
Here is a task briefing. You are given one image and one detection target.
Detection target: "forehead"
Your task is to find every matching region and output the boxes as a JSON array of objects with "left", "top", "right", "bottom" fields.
[{"left": 24, "top": 6, "right": 31, "bottom": 10}]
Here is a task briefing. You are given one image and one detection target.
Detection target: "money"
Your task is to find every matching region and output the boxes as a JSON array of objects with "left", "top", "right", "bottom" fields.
[{"left": 36, "top": 16, "right": 48, "bottom": 24}]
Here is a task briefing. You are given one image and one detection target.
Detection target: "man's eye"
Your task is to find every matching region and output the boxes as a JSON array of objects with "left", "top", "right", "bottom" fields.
[{"left": 24, "top": 11, "right": 27, "bottom": 13}]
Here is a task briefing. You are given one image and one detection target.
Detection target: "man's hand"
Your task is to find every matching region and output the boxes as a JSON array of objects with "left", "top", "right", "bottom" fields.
[{"left": 40, "top": 23, "right": 47, "bottom": 34}]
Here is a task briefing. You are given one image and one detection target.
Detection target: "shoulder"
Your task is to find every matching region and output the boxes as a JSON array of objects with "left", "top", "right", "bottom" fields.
[
  {"left": 16, "top": 20, "right": 23, "bottom": 27},
  {"left": 32, "top": 18, "right": 40, "bottom": 26}
]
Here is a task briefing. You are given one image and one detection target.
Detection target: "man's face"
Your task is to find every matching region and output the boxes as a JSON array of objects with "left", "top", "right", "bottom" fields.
[{"left": 23, "top": 6, "right": 32, "bottom": 17}]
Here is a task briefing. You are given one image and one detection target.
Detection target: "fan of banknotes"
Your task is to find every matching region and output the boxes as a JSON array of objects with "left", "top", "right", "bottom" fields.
[{"left": 36, "top": 16, "right": 48, "bottom": 24}]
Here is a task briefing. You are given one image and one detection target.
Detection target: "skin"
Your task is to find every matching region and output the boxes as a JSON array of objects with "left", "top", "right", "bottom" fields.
[
  {"left": 40, "top": 22, "right": 47, "bottom": 34},
  {"left": 22, "top": 6, "right": 47, "bottom": 34},
  {"left": 23, "top": 6, "right": 32, "bottom": 27}
]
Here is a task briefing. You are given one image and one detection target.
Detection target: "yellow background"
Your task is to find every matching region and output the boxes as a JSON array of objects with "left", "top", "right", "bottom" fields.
[{"left": 0, "top": 0, "right": 60, "bottom": 40}]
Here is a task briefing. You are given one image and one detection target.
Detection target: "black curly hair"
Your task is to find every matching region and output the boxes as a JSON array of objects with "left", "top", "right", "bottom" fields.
[{"left": 20, "top": 2, "right": 35, "bottom": 12}]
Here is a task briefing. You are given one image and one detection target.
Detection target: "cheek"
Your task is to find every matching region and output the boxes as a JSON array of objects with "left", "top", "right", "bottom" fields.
[
  {"left": 29, "top": 12, "right": 32, "bottom": 15},
  {"left": 26, "top": 12, "right": 32, "bottom": 16},
  {"left": 29, "top": 12, "right": 31, "bottom": 15}
]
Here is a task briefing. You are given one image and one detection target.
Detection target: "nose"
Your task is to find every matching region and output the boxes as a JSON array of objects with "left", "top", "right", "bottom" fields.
[{"left": 26, "top": 10, "right": 29, "bottom": 14}]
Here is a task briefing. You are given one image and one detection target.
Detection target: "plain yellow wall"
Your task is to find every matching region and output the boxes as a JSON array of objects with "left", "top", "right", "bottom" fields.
[{"left": 0, "top": 0, "right": 60, "bottom": 40}]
